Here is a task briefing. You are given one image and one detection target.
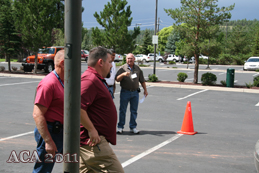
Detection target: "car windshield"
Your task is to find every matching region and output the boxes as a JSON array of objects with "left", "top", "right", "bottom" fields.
[
  {"left": 83, "top": 50, "right": 89, "bottom": 54},
  {"left": 247, "top": 58, "right": 259, "bottom": 62},
  {"left": 38, "top": 48, "right": 55, "bottom": 54}
]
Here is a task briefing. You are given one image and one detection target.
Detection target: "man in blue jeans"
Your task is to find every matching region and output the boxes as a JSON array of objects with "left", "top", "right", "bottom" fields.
[
  {"left": 32, "top": 50, "right": 65, "bottom": 173},
  {"left": 115, "top": 53, "right": 148, "bottom": 134}
]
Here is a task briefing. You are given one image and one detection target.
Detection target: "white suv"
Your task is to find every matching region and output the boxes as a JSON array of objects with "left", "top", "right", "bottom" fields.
[
  {"left": 147, "top": 53, "right": 164, "bottom": 62},
  {"left": 166, "top": 54, "right": 181, "bottom": 62}
]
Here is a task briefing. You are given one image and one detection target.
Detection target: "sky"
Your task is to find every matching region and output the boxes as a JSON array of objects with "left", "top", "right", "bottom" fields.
[{"left": 82, "top": 0, "right": 259, "bottom": 30}]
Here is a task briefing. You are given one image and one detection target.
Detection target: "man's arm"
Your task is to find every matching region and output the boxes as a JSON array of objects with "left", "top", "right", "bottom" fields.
[
  {"left": 115, "top": 72, "right": 130, "bottom": 82},
  {"left": 80, "top": 109, "right": 101, "bottom": 146},
  {"left": 141, "top": 82, "right": 148, "bottom": 97},
  {"left": 33, "top": 104, "right": 57, "bottom": 157}
]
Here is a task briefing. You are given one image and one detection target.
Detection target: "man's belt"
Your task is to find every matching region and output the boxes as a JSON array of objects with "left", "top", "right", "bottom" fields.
[
  {"left": 122, "top": 88, "right": 138, "bottom": 92},
  {"left": 47, "top": 121, "right": 63, "bottom": 128},
  {"left": 108, "top": 85, "right": 113, "bottom": 87}
]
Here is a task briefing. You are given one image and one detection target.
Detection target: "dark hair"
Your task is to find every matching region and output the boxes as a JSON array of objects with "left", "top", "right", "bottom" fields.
[
  {"left": 88, "top": 47, "right": 110, "bottom": 67},
  {"left": 110, "top": 49, "right": 115, "bottom": 54}
]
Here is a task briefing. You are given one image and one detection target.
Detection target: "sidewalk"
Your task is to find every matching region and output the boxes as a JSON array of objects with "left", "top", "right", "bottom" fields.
[{"left": 1, "top": 69, "right": 259, "bottom": 93}]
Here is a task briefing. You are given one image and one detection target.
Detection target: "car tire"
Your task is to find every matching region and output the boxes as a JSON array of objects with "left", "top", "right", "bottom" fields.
[
  {"left": 159, "top": 59, "right": 163, "bottom": 63},
  {"left": 45, "top": 62, "right": 54, "bottom": 73},
  {"left": 173, "top": 59, "right": 176, "bottom": 62},
  {"left": 85, "top": 57, "right": 88, "bottom": 63}
]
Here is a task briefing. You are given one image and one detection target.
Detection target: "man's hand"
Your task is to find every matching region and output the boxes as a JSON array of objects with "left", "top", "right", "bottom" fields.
[
  {"left": 45, "top": 140, "right": 58, "bottom": 157},
  {"left": 87, "top": 129, "right": 101, "bottom": 146},
  {"left": 144, "top": 90, "right": 148, "bottom": 97},
  {"left": 124, "top": 72, "right": 130, "bottom": 77}
]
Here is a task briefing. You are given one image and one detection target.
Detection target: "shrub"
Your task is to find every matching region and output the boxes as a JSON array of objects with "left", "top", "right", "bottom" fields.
[
  {"left": 168, "top": 61, "right": 176, "bottom": 64},
  {"left": 220, "top": 80, "right": 226, "bottom": 86},
  {"left": 148, "top": 74, "right": 158, "bottom": 82},
  {"left": 256, "top": 69, "right": 259, "bottom": 72},
  {"left": 12, "top": 66, "right": 17, "bottom": 71},
  {"left": 245, "top": 82, "right": 254, "bottom": 88},
  {"left": 177, "top": 72, "right": 188, "bottom": 82},
  {"left": 253, "top": 76, "right": 259, "bottom": 87},
  {"left": 0, "top": 66, "right": 5, "bottom": 71},
  {"left": 201, "top": 72, "right": 217, "bottom": 85}
]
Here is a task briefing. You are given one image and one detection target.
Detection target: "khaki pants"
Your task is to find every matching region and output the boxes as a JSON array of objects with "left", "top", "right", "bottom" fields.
[{"left": 80, "top": 136, "right": 124, "bottom": 173}]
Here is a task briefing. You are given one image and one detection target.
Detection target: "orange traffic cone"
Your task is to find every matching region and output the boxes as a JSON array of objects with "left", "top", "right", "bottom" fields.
[{"left": 177, "top": 101, "right": 197, "bottom": 135}]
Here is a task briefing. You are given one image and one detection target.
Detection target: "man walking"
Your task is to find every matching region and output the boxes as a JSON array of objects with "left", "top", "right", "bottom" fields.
[
  {"left": 32, "top": 50, "right": 65, "bottom": 173},
  {"left": 105, "top": 49, "right": 116, "bottom": 98},
  {"left": 80, "top": 47, "right": 124, "bottom": 173},
  {"left": 115, "top": 53, "right": 148, "bottom": 134}
]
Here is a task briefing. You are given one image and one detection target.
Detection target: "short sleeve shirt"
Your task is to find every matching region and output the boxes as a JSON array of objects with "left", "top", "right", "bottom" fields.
[
  {"left": 80, "top": 67, "right": 117, "bottom": 146},
  {"left": 34, "top": 72, "right": 64, "bottom": 124},
  {"left": 115, "top": 64, "right": 145, "bottom": 90}
]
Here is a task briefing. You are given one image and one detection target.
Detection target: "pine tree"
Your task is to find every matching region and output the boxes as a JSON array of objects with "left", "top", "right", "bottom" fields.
[
  {"left": 0, "top": 0, "right": 21, "bottom": 72},
  {"left": 141, "top": 29, "right": 152, "bottom": 55},
  {"left": 253, "top": 27, "right": 259, "bottom": 56},
  {"left": 91, "top": 0, "right": 140, "bottom": 53},
  {"left": 165, "top": 30, "right": 180, "bottom": 54},
  {"left": 165, "top": 0, "right": 234, "bottom": 83},
  {"left": 13, "top": 0, "right": 64, "bottom": 73}
]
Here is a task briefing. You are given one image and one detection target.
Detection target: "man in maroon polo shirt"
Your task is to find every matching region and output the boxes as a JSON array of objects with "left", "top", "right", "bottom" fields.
[{"left": 79, "top": 47, "right": 124, "bottom": 173}]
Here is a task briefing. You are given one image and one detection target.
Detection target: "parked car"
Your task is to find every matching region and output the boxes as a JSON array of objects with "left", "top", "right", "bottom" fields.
[
  {"left": 135, "top": 54, "right": 148, "bottom": 62},
  {"left": 200, "top": 54, "right": 208, "bottom": 59},
  {"left": 166, "top": 54, "right": 181, "bottom": 62},
  {"left": 243, "top": 57, "right": 259, "bottom": 71},
  {"left": 189, "top": 57, "right": 195, "bottom": 63},
  {"left": 114, "top": 54, "right": 123, "bottom": 62},
  {"left": 81, "top": 50, "right": 89, "bottom": 62},
  {"left": 147, "top": 53, "right": 163, "bottom": 62}
]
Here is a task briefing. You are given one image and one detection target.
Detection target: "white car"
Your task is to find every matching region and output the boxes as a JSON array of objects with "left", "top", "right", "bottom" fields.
[
  {"left": 243, "top": 57, "right": 259, "bottom": 71},
  {"left": 135, "top": 54, "right": 149, "bottom": 62},
  {"left": 200, "top": 54, "right": 208, "bottom": 59},
  {"left": 147, "top": 53, "right": 163, "bottom": 62},
  {"left": 114, "top": 54, "right": 123, "bottom": 62},
  {"left": 166, "top": 54, "right": 181, "bottom": 62}
]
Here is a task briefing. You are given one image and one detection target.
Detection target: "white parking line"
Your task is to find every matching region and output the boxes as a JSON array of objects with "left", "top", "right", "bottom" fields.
[
  {"left": 219, "top": 73, "right": 225, "bottom": 75},
  {"left": 212, "top": 68, "right": 218, "bottom": 70},
  {"left": 253, "top": 73, "right": 259, "bottom": 77},
  {"left": 185, "top": 78, "right": 194, "bottom": 81},
  {"left": 0, "top": 131, "right": 34, "bottom": 141},
  {"left": 234, "top": 80, "right": 238, "bottom": 83},
  {"left": 255, "top": 102, "right": 259, "bottom": 106},
  {"left": 0, "top": 81, "right": 40, "bottom": 87},
  {"left": 121, "top": 134, "right": 183, "bottom": 168},
  {"left": 177, "top": 89, "right": 208, "bottom": 100}
]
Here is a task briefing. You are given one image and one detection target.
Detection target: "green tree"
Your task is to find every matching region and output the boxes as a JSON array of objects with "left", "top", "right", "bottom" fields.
[
  {"left": 157, "top": 26, "right": 174, "bottom": 54},
  {"left": 92, "top": 0, "right": 140, "bottom": 54},
  {"left": 165, "top": 0, "right": 234, "bottom": 83},
  {"left": 252, "top": 27, "right": 259, "bottom": 56},
  {"left": 227, "top": 25, "right": 252, "bottom": 56},
  {"left": 13, "top": 0, "right": 64, "bottom": 74},
  {"left": 0, "top": 0, "right": 21, "bottom": 72},
  {"left": 141, "top": 29, "right": 152, "bottom": 55},
  {"left": 165, "top": 30, "right": 180, "bottom": 54}
]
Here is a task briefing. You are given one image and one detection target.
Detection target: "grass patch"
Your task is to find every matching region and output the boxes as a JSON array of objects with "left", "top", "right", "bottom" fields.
[
  {"left": 0, "top": 59, "right": 18, "bottom": 62},
  {"left": 139, "top": 64, "right": 149, "bottom": 67},
  {"left": 172, "top": 67, "right": 177, "bottom": 68}
]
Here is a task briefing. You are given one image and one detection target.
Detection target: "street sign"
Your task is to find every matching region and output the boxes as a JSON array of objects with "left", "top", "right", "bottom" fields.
[{"left": 152, "top": 35, "right": 158, "bottom": 44}]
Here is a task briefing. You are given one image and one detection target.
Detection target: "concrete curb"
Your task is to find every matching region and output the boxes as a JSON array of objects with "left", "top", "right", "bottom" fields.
[
  {"left": 1, "top": 73, "right": 259, "bottom": 94},
  {"left": 0, "top": 73, "right": 45, "bottom": 79},
  {"left": 145, "top": 82, "right": 259, "bottom": 94}
]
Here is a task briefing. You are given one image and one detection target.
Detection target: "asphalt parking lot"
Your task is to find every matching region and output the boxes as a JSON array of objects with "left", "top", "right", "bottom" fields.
[{"left": 1, "top": 67, "right": 259, "bottom": 172}]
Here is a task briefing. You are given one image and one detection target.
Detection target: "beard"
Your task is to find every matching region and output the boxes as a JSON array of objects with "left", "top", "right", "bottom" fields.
[{"left": 106, "top": 72, "right": 111, "bottom": 78}]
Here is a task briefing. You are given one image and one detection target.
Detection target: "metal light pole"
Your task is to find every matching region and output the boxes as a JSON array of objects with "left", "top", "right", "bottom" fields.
[
  {"left": 153, "top": 0, "right": 158, "bottom": 75},
  {"left": 64, "top": 0, "right": 81, "bottom": 172},
  {"left": 206, "top": 39, "right": 210, "bottom": 69}
]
